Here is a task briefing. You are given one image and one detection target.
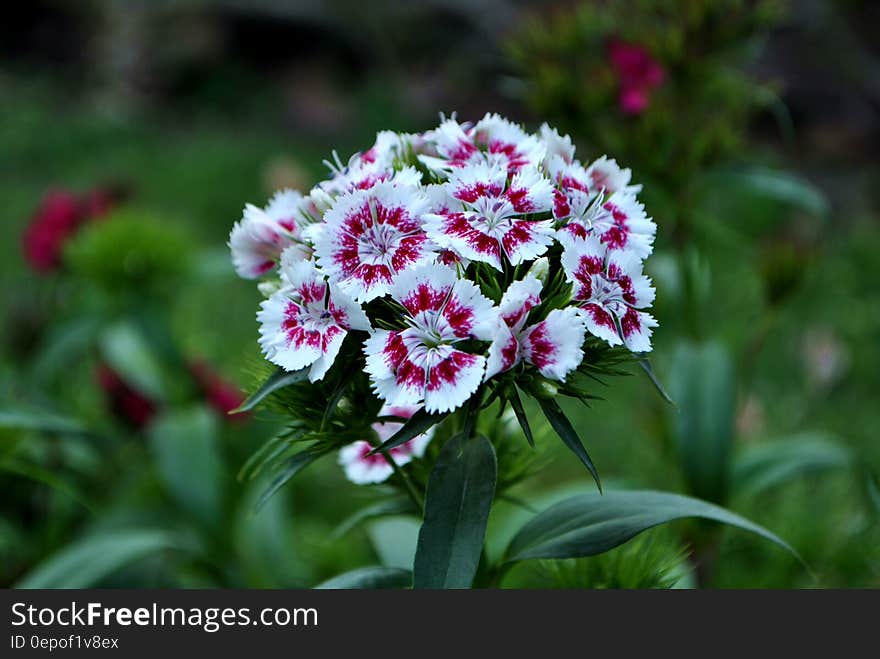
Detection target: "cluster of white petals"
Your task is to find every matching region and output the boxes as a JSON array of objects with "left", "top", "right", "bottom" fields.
[{"left": 230, "top": 114, "right": 658, "bottom": 483}]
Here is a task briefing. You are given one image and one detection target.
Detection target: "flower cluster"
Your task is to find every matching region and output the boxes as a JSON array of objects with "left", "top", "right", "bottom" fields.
[{"left": 230, "top": 114, "right": 658, "bottom": 483}]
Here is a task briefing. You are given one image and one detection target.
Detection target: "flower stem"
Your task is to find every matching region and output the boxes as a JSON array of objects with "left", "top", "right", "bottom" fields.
[{"left": 380, "top": 449, "right": 424, "bottom": 514}]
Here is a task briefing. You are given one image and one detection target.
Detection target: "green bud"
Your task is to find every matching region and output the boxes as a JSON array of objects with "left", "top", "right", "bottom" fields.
[
  {"left": 527, "top": 377, "right": 558, "bottom": 399},
  {"left": 527, "top": 257, "right": 550, "bottom": 284},
  {"left": 257, "top": 280, "right": 282, "bottom": 298}
]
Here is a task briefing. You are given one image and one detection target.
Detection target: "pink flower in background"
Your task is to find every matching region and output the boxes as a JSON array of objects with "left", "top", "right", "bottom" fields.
[
  {"left": 188, "top": 360, "right": 249, "bottom": 422},
  {"left": 607, "top": 39, "right": 665, "bottom": 116},
  {"left": 22, "top": 187, "right": 119, "bottom": 273},
  {"left": 95, "top": 364, "right": 158, "bottom": 429}
]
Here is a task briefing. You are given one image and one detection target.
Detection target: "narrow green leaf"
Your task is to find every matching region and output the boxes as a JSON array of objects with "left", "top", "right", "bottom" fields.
[
  {"left": 370, "top": 409, "right": 449, "bottom": 454},
  {"left": 413, "top": 433, "right": 497, "bottom": 589},
  {"left": 0, "top": 408, "right": 89, "bottom": 436},
  {"left": 509, "top": 387, "right": 535, "bottom": 448},
  {"left": 331, "top": 497, "right": 417, "bottom": 539},
  {"left": 315, "top": 567, "right": 412, "bottom": 589},
  {"left": 667, "top": 341, "right": 735, "bottom": 503},
  {"left": 637, "top": 358, "right": 675, "bottom": 405},
  {"left": 148, "top": 406, "right": 224, "bottom": 526},
  {"left": 99, "top": 322, "right": 166, "bottom": 401},
  {"left": 233, "top": 367, "right": 309, "bottom": 413},
  {"left": 17, "top": 529, "right": 189, "bottom": 588},
  {"left": 0, "top": 458, "right": 94, "bottom": 512},
  {"left": 255, "top": 448, "right": 326, "bottom": 511},
  {"left": 733, "top": 434, "right": 852, "bottom": 497},
  {"left": 537, "top": 397, "right": 601, "bottom": 492},
  {"left": 704, "top": 167, "right": 830, "bottom": 218},
  {"left": 865, "top": 469, "right": 880, "bottom": 519},
  {"left": 504, "top": 490, "right": 801, "bottom": 565}
]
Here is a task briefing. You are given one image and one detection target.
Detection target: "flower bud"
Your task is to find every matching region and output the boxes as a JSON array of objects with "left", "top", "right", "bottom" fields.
[
  {"left": 257, "top": 280, "right": 281, "bottom": 298},
  {"left": 527, "top": 377, "right": 558, "bottom": 399},
  {"left": 527, "top": 256, "right": 550, "bottom": 284}
]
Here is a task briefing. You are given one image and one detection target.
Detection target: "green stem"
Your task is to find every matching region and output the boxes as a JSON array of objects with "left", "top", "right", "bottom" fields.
[
  {"left": 380, "top": 449, "right": 424, "bottom": 514},
  {"left": 461, "top": 386, "right": 484, "bottom": 439}
]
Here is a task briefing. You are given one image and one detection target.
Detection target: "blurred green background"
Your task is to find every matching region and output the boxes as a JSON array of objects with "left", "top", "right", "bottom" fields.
[{"left": 1, "top": 0, "right": 878, "bottom": 588}]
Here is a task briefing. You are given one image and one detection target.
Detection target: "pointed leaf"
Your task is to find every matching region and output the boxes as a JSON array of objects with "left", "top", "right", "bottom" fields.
[
  {"left": 17, "top": 529, "right": 190, "bottom": 588},
  {"left": 637, "top": 358, "right": 675, "bottom": 405},
  {"left": 370, "top": 409, "right": 449, "bottom": 454},
  {"left": 332, "top": 497, "right": 417, "bottom": 539},
  {"left": 233, "top": 367, "right": 309, "bottom": 413},
  {"left": 255, "top": 447, "right": 326, "bottom": 511},
  {"left": 667, "top": 341, "right": 735, "bottom": 503},
  {"left": 509, "top": 387, "right": 535, "bottom": 447},
  {"left": 148, "top": 406, "right": 224, "bottom": 526},
  {"left": 504, "top": 490, "right": 800, "bottom": 564},
  {"left": 413, "top": 433, "right": 497, "bottom": 589},
  {"left": 0, "top": 407, "right": 89, "bottom": 436},
  {"left": 315, "top": 567, "right": 412, "bottom": 589},
  {"left": 733, "top": 434, "right": 852, "bottom": 497},
  {"left": 537, "top": 397, "right": 601, "bottom": 492}
]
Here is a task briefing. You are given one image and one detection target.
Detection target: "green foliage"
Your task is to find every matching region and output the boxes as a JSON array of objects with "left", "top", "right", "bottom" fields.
[
  {"left": 525, "top": 533, "right": 688, "bottom": 589},
  {"left": 148, "top": 406, "right": 225, "bottom": 527},
  {"left": 315, "top": 566, "right": 412, "bottom": 589},
  {"left": 503, "top": 490, "right": 799, "bottom": 564},
  {"left": 508, "top": 0, "right": 783, "bottom": 190},
  {"left": 63, "top": 208, "right": 192, "bottom": 298},
  {"left": 667, "top": 340, "right": 736, "bottom": 503},
  {"left": 413, "top": 433, "right": 497, "bottom": 589},
  {"left": 17, "top": 529, "right": 193, "bottom": 588}
]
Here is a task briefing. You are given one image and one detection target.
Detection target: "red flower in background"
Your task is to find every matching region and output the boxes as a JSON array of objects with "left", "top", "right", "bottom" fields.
[
  {"left": 96, "top": 364, "right": 158, "bottom": 429},
  {"left": 607, "top": 39, "right": 665, "bottom": 115},
  {"left": 22, "top": 186, "right": 123, "bottom": 273},
  {"left": 188, "top": 360, "right": 249, "bottom": 422}
]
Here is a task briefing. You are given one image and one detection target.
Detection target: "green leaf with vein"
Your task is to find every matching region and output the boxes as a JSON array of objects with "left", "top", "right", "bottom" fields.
[
  {"left": 233, "top": 367, "right": 310, "bottom": 413},
  {"left": 17, "top": 529, "right": 191, "bottom": 588},
  {"left": 315, "top": 567, "right": 412, "bottom": 589},
  {"left": 413, "top": 433, "right": 497, "bottom": 589},
  {"left": 255, "top": 447, "right": 328, "bottom": 511},
  {"left": 733, "top": 434, "right": 852, "bottom": 497},
  {"left": 371, "top": 409, "right": 449, "bottom": 454},
  {"left": 537, "top": 397, "right": 601, "bottom": 492},
  {"left": 504, "top": 490, "right": 801, "bottom": 565}
]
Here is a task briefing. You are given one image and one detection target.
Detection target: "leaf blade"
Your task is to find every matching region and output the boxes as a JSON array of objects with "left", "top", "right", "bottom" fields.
[
  {"left": 413, "top": 433, "right": 497, "bottom": 589},
  {"left": 315, "top": 567, "right": 412, "bottom": 589},
  {"left": 537, "top": 397, "right": 601, "bottom": 492},
  {"left": 504, "top": 489, "right": 801, "bottom": 565},
  {"left": 233, "top": 367, "right": 309, "bottom": 413},
  {"left": 370, "top": 409, "right": 449, "bottom": 454},
  {"left": 509, "top": 386, "right": 535, "bottom": 448}
]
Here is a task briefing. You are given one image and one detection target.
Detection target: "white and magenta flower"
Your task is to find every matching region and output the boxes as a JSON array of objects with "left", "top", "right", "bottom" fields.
[
  {"left": 485, "top": 277, "right": 587, "bottom": 381},
  {"left": 557, "top": 190, "right": 656, "bottom": 259},
  {"left": 229, "top": 189, "right": 312, "bottom": 279},
  {"left": 364, "top": 264, "right": 497, "bottom": 413},
  {"left": 562, "top": 236, "right": 657, "bottom": 352},
  {"left": 315, "top": 182, "right": 435, "bottom": 302},
  {"left": 258, "top": 261, "right": 371, "bottom": 381},
  {"left": 338, "top": 404, "right": 434, "bottom": 485},
  {"left": 420, "top": 113, "right": 545, "bottom": 175},
  {"left": 423, "top": 162, "right": 554, "bottom": 270}
]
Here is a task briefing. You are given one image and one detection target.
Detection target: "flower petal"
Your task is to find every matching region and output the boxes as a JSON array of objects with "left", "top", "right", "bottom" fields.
[
  {"left": 521, "top": 307, "right": 587, "bottom": 381},
  {"left": 498, "top": 276, "right": 543, "bottom": 331},
  {"left": 484, "top": 321, "right": 521, "bottom": 380},
  {"left": 258, "top": 262, "right": 367, "bottom": 381},
  {"left": 424, "top": 349, "right": 486, "bottom": 413},
  {"left": 314, "top": 182, "right": 434, "bottom": 302}
]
